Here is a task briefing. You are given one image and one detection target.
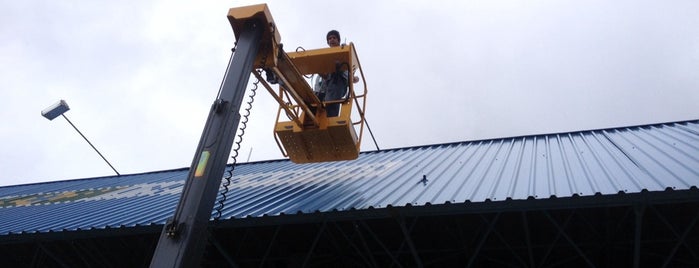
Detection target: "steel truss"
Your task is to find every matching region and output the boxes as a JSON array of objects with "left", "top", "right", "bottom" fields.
[
  {"left": 1, "top": 199, "right": 698, "bottom": 267},
  {"left": 202, "top": 201, "right": 699, "bottom": 267}
]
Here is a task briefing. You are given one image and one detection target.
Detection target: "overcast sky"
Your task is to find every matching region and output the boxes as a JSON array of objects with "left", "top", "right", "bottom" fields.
[{"left": 1, "top": 0, "right": 698, "bottom": 187}]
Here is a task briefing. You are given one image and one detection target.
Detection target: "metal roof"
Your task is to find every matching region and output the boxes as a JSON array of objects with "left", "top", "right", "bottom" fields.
[{"left": 1, "top": 120, "right": 698, "bottom": 235}]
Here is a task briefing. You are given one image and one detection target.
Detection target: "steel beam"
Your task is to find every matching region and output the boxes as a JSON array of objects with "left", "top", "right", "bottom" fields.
[
  {"left": 359, "top": 220, "right": 403, "bottom": 267},
  {"left": 649, "top": 205, "right": 699, "bottom": 259},
  {"left": 661, "top": 208, "right": 699, "bottom": 268},
  {"left": 537, "top": 210, "right": 573, "bottom": 267},
  {"left": 633, "top": 204, "right": 645, "bottom": 268},
  {"left": 69, "top": 241, "right": 94, "bottom": 268},
  {"left": 522, "top": 211, "right": 536, "bottom": 268},
  {"left": 396, "top": 215, "right": 423, "bottom": 268},
  {"left": 260, "top": 225, "right": 282, "bottom": 266},
  {"left": 491, "top": 222, "right": 527, "bottom": 266},
  {"left": 302, "top": 221, "right": 327, "bottom": 267},
  {"left": 466, "top": 213, "right": 501, "bottom": 268},
  {"left": 543, "top": 210, "right": 595, "bottom": 267},
  {"left": 354, "top": 220, "right": 379, "bottom": 267},
  {"left": 332, "top": 221, "right": 373, "bottom": 267},
  {"left": 38, "top": 243, "right": 71, "bottom": 268},
  {"left": 209, "top": 234, "right": 239, "bottom": 268}
]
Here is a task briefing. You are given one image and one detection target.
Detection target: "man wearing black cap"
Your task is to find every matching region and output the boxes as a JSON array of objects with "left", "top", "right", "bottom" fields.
[{"left": 315, "top": 30, "right": 358, "bottom": 117}]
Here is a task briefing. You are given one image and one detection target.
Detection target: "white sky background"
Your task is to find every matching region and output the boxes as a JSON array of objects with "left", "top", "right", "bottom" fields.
[{"left": 1, "top": 0, "right": 698, "bottom": 187}]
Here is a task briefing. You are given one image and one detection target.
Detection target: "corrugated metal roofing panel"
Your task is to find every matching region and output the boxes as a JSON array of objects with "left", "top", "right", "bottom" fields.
[{"left": 1, "top": 120, "right": 698, "bottom": 235}]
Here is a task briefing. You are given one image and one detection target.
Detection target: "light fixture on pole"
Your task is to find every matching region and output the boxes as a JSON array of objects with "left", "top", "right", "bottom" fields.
[{"left": 42, "top": 100, "right": 120, "bottom": 176}]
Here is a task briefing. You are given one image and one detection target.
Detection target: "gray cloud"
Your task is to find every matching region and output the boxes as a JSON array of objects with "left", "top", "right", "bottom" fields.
[{"left": 1, "top": 0, "right": 698, "bottom": 186}]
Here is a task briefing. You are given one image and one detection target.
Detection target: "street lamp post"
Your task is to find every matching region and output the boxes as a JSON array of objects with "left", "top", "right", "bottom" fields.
[{"left": 41, "top": 100, "right": 120, "bottom": 176}]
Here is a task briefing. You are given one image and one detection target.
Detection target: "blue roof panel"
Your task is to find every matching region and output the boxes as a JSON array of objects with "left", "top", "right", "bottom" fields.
[{"left": 1, "top": 120, "right": 698, "bottom": 235}]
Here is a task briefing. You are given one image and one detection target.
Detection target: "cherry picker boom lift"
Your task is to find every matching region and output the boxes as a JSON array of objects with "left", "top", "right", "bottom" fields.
[{"left": 150, "top": 4, "right": 366, "bottom": 267}]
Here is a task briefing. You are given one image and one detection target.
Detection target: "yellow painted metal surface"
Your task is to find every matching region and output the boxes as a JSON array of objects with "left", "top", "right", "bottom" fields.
[
  {"left": 271, "top": 43, "right": 367, "bottom": 163},
  {"left": 275, "top": 111, "right": 359, "bottom": 163},
  {"left": 287, "top": 45, "right": 353, "bottom": 75},
  {"left": 227, "top": 4, "right": 281, "bottom": 69}
]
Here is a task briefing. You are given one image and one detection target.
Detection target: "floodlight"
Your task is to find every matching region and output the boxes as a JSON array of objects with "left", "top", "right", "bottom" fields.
[
  {"left": 41, "top": 100, "right": 70, "bottom": 120},
  {"left": 41, "top": 100, "right": 120, "bottom": 176}
]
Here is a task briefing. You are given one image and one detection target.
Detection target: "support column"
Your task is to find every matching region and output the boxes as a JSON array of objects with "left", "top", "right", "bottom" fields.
[
  {"left": 522, "top": 211, "right": 536, "bottom": 268},
  {"left": 633, "top": 204, "right": 645, "bottom": 268}
]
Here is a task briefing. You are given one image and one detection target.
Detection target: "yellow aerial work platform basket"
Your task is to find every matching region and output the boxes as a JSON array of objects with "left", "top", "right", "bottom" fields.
[
  {"left": 269, "top": 44, "right": 367, "bottom": 163},
  {"left": 228, "top": 4, "right": 367, "bottom": 164}
]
